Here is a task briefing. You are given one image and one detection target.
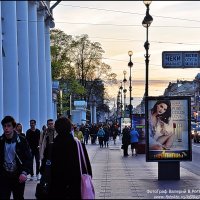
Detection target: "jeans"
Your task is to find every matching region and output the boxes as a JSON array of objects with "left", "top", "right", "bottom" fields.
[
  {"left": 30, "top": 149, "right": 40, "bottom": 176},
  {"left": 0, "top": 171, "right": 25, "bottom": 199}
]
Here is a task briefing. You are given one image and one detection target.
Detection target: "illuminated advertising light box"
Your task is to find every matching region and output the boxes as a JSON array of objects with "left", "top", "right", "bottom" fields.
[
  {"left": 145, "top": 96, "right": 192, "bottom": 162},
  {"left": 121, "top": 118, "right": 131, "bottom": 132},
  {"left": 132, "top": 114, "right": 145, "bottom": 145}
]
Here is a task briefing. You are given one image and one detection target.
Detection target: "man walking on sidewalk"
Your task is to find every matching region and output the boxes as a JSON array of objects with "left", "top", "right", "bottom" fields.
[
  {"left": 26, "top": 120, "right": 41, "bottom": 180},
  {"left": 0, "top": 116, "right": 32, "bottom": 199}
]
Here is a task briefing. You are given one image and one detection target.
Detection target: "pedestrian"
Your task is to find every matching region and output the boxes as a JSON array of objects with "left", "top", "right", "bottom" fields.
[
  {"left": 0, "top": 116, "right": 32, "bottom": 199},
  {"left": 130, "top": 127, "right": 139, "bottom": 156},
  {"left": 15, "top": 123, "right": 26, "bottom": 138},
  {"left": 103, "top": 125, "right": 109, "bottom": 148},
  {"left": 39, "top": 119, "right": 57, "bottom": 161},
  {"left": 83, "top": 124, "right": 90, "bottom": 145},
  {"left": 112, "top": 124, "right": 118, "bottom": 145},
  {"left": 90, "top": 124, "right": 96, "bottom": 144},
  {"left": 97, "top": 125, "right": 105, "bottom": 148},
  {"left": 122, "top": 126, "right": 130, "bottom": 157},
  {"left": 74, "top": 126, "right": 84, "bottom": 143},
  {"left": 26, "top": 119, "right": 41, "bottom": 180},
  {"left": 47, "top": 117, "right": 92, "bottom": 199}
]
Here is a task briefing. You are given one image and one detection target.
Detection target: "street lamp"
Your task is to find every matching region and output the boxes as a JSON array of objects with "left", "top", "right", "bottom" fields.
[
  {"left": 128, "top": 50, "right": 133, "bottom": 128},
  {"left": 117, "top": 90, "right": 120, "bottom": 117},
  {"left": 123, "top": 70, "right": 127, "bottom": 118},
  {"left": 142, "top": 0, "right": 153, "bottom": 97},
  {"left": 119, "top": 81, "right": 123, "bottom": 118}
]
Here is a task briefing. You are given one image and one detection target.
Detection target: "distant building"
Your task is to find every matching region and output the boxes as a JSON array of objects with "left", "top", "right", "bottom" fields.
[
  {"left": 163, "top": 80, "right": 195, "bottom": 97},
  {"left": 137, "top": 77, "right": 199, "bottom": 115}
]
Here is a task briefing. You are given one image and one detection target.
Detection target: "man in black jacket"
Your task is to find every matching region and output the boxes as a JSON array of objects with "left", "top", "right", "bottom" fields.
[
  {"left": 26, "top": 119, "right": 41, "bottom": 180},
  {"left": 0, "top": 116, "right": 32, "bottom": 199}
]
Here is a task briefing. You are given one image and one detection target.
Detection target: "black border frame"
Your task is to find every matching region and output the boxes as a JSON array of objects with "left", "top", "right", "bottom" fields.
[{"left": 145, "top": 96, "right": 192, "bottom": 162}]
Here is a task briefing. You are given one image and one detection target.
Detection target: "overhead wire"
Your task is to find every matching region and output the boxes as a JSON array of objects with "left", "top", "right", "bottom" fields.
[
  {"left": 53, "top": 3, "right": 200, "bottom": 97},
  {"left": 58, "top": 3, "right": 200, "bottom": 23}
]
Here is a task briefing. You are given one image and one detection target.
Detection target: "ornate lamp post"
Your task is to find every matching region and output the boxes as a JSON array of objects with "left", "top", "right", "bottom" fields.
[
  {"left": 128, "top": 51, "right": 133, "bottom": 128},
  {"left": 117, "top": 90, "right": 120, "bottom": 117},
  {"left": 119, "top": 81, "right": 123, "bottom": 118},
  {"left": 142, "top": 0, "right": 153, "bottom": 97},
  {"left": 123, "top": 70, "right": 127, "bottom": 118}
]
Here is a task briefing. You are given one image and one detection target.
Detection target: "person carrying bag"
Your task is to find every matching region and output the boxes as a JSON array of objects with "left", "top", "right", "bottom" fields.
[
  {"left": 75, "top": 138, "right": 95, "bottom": 199},
  {"left": 35, "top": 142, "right": 53, "bottom": 199}
]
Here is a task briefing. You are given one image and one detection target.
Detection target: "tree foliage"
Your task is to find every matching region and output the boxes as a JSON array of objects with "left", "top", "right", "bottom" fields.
[{"left": 50, "top": 29, "right": 117, "bottom": 115}]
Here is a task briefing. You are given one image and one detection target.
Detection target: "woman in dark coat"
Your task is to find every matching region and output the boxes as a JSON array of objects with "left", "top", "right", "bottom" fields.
[
  {"left": 122, "top": 126, "right": 131, "bottom": 157},
  {"left": 48, "top": 117, "right": 92, "bottom": 199}
]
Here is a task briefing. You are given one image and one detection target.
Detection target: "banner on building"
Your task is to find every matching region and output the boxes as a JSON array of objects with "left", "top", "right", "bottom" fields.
[{"left": 145, "top": 96, "right": 192, "bottom": 162}]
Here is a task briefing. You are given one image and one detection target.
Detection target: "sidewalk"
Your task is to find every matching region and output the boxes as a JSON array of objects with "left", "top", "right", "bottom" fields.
[{"left": 24, "top": 137, "right": 200, "bottom": 199}]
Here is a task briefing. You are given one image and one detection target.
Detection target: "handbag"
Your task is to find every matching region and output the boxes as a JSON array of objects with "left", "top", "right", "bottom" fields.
[
  {"left": 35, "top": 143, "right": 53, "bottom": 199},
  {"left": 35, "top": 182, "right": 49, "bottom": 199},
  {"left": 75, "top": 139, "right": 95, "bottom": 200}
]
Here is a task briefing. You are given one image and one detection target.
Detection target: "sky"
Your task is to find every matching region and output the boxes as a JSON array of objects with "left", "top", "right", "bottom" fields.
[{"left": 50, "top": 1, "right": 200, "bottom": 107}]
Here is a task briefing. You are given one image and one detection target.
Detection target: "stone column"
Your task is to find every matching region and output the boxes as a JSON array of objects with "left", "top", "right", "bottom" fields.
[
  {"left": 90, "top": 104, "right": 93, "bottom": 123},
  {"left": 16, "top": 1, "right": 30, "bottom": 132},
  {"left": 2, "top": 1, "right": 19, "bottom": 120},
  {"left": 93, "top": 103, "right": 97, "bottom": 124},
  {"left": 37, "top": 10, "right": 47, "bottom": 128},
  {"left": 28, "top": 1, "right": 39, "bottom": 126},
  {"left": 45, "top": 1, "right": 53, "bottom": 119}
]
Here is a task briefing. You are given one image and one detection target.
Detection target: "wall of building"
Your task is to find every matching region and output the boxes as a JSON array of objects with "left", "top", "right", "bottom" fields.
[{"left": 0, "top": 1, "right": 54, "bottom": 132}]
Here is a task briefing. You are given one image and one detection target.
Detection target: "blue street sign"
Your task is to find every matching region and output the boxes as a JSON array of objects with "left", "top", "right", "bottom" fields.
[{"left": 162, "top": 51, "right": 200, "bottom": 68}]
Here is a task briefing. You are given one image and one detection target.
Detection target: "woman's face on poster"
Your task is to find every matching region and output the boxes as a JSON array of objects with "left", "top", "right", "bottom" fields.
[{"left": 156, "top": 103, "right": 168, "bottom": 115}]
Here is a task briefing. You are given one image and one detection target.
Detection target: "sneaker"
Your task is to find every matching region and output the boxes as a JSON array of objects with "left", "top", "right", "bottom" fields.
[
  {"left": 37, "top": 174, "right": 41, "bottom": 180},
  {"left": 30, "top": 175, "right": 34, "bottom": 181},
  {"left": 27, "top": 174, "right": 31, "bottom": 181}
]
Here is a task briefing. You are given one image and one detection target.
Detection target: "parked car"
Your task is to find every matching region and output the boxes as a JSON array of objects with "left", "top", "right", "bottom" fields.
[
  {"left": 191, "top": 122, "right": 196, "bottom": 140},
  {"left": 194, "top": 127, "right": 200, "bottom": 143}
]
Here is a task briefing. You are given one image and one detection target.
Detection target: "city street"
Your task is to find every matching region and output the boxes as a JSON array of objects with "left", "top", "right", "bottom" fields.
[
  {"left": 24, "top": 137, "right": 200, "bottom": 199},
  {"left": 181, "top": 142, "right": 200, "bottom": 176}
]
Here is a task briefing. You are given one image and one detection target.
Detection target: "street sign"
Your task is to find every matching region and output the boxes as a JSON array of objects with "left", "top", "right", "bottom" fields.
[{"left": 162, "top": 51, "right": 200, "bottom": 68}]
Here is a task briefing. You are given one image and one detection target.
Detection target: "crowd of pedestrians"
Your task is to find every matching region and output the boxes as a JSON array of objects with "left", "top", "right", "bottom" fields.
[
  {"left": 0, "top": 114, "right": 139, "bottom": 199},
  {"left": 75, "top": 122, "right": 120, "bottom": 148},
  {"left": 0, "top": 114, "right": 123, "bottom": 199}
]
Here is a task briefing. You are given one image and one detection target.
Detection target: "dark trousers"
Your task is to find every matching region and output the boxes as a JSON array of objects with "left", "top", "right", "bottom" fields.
[
  {"left": 98, "top": 137, "right": 104, "bottom": 147},
  {"left": 31, "top": 149, "right": 40, "bottom": 176},
  {"left": 84, "top": 135, "right": 89, "bottom": 145},
  {"left": 123, "top": 144, "right": 129, "bottom": 156},
  {"left": 104, "top": 139, "right": 109, "bottom": 147},
  {"left": 0, "top": 171, "right": 25, "bottom": 199}
]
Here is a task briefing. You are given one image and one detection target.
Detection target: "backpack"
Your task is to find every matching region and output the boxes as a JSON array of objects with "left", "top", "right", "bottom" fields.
[{"left": 97, "top": 129, "right": 105, "bottom": 137}]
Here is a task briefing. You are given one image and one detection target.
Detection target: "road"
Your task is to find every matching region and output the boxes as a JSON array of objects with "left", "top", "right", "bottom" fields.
[{"left": 181, "top": 142, "right": 200, "bottom": 176}]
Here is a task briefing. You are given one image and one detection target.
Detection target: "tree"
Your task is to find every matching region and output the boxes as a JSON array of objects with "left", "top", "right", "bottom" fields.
[
  {"left": 50, "top": 29, "right": 73, "bottom": 80},
  {"left": 50, "top": 29, "right": 118, "bottom": 117}
]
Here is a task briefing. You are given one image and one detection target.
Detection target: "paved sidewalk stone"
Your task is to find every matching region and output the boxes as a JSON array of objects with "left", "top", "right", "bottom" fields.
[{"left": 23, "top": 137, "right": 200, "bottom": 199}]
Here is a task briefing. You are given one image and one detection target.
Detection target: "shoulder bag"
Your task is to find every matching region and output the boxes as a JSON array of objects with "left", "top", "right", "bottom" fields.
[{"left": 75, "top": 139, "right": 95, "bottom": 200}]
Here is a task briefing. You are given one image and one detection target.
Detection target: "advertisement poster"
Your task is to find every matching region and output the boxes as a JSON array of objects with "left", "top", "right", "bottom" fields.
[
  {"left": 132, "top": 114, "right": 145, "bottom": 144},
  {"left": 146, "top": 96, "right": 192, "bottom": 162},
  {"left": 120, "top": 117, "right": 131, "bottom": 133}
]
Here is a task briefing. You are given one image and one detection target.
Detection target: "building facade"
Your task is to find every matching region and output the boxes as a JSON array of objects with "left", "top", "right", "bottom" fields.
[{"left": 0, "top": 1, "right": 55, "bottom": 132}]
